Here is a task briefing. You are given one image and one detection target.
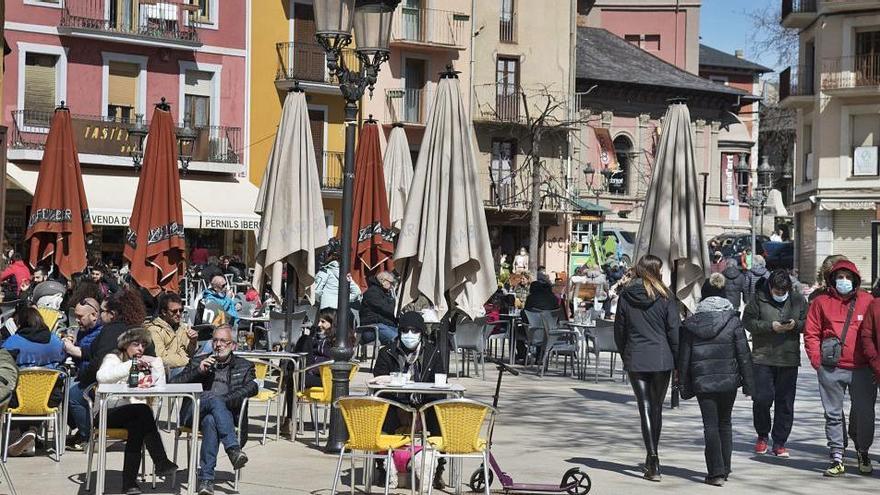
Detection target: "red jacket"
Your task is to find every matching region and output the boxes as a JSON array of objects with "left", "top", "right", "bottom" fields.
[
  {"left": 804, "top": 260, "right": 873, "bottom": 370},
  {"left": 0, "top": 260, "right": 31, "bottom": 295},
  {"left": 860, "top": 298, "right": 880, "bottom": 378}
]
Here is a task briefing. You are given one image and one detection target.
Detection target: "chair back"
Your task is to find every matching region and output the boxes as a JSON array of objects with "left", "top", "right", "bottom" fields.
[
  {"left": 249, "top": 359, "right": 284, "bottom": 391},
  {"left": 422, "top": 398, "right": 496, "bottom": 454},
  {"left": 295, "top": 304, "right": 318, "bottom": 326},
  {"left": 9, "top": 368, "right": 61, "bottom": 415},
  {"left": 590, "top": 324, "right": 618, "bottom": 353},
  {"left": 336, "top": 396, "right": 412, "bottom": 451},
  {"left": 454, "top": 317, "right": 489, "bottom": 352},
  {"left": 36, "top": 307, "right": 63, "bottom": 332}
]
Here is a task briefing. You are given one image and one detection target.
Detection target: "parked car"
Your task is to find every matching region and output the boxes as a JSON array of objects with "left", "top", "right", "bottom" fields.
[
  {"left": 762, "top": 241, "right": 794, "bottom": 270},
  {"left": 709, "top": 233, "right": 771, "bottom": 262},
  {"left": 603, "top": 228, "right": 636, "bottom": 266}
]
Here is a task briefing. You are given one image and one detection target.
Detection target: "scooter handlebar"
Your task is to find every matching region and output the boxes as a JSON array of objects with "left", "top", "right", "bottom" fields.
[{"left": 488, "top": 358, "right": 520, "bottom": 376}]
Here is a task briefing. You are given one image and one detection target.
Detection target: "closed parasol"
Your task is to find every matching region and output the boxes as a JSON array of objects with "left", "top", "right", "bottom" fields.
[{"left": 383, "top": 123, "right": 414, "bottom": 232}]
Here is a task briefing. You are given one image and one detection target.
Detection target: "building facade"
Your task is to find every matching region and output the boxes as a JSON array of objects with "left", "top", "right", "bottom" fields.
[
  {"left": 780, "top": 0, "right": 880, "bottom": 284},
  {"left": 3, "top": 0, "right": 256, "bottom": 265}
]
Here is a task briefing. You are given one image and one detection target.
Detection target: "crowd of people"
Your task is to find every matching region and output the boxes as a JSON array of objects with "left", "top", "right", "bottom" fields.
[{"left": 613, "top": 252, "right": 880, "bottom": 486}]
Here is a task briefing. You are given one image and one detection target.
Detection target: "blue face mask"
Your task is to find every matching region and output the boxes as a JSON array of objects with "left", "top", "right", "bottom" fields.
[
  {"left": 400, "top": 332, "right": 421, "bottom": 350},
  {"left": 836, "top": 279, "right": 853, "bottom": 295},
  {"left": 772, "top": 292, "right": 789, "bottom": 303}
]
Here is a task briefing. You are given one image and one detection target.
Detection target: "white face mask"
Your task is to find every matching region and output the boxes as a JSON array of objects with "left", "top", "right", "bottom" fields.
[
  {"left": 400, "top": 332, "right": 421, "bottom": 350},
  {"left": 771, "top": 291, "right": 789, "bottom": 303}
]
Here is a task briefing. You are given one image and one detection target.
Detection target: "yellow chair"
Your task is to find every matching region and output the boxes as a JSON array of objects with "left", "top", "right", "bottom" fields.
[
  {"left": 419, "top": 399, "right": 497, "bottom": 495},
  {"left": 295, "top": 361, "right": 360, "bottom": 444},
  {"left": 330, "top": 396, "right": 415, "bottom": 495},
  {"left": 1, "top": 368, "right": 64, "bottom": 463},
  {"left": 247, "top": 359, "right": 285, "bottom": 444},
  {"left": 36, "top": 307, "right": 63, "bottom": 332}
]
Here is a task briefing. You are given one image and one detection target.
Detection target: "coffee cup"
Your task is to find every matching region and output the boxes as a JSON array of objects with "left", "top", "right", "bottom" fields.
[
  {"left": 390, "top": 372, "right": 406, "bottom": 386},
  {"left": 434, "top": 373, "right": 447, "bottom": 386}
]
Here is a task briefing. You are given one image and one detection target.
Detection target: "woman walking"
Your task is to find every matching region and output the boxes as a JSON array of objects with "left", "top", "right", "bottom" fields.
[
  {"left": 679, "top": 274, "right": 755, "bottom": 486},
  {"left": 614, "top": 254, "right": 680, "bottom": 481}
]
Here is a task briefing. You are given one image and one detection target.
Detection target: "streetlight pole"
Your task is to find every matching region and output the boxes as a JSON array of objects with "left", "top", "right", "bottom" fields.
[
  {"left": 313, "top": 0, "right": 400, "bottom": 453},
  {"left": 736, "top": 154, "right": 773, "bottom": 263}
]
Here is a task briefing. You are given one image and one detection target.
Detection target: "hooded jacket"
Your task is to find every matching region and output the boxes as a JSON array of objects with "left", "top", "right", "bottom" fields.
[
  {"left": 804, "top": 259, "right": 873, "bottom": 370},
  {"left": 199, "top": 289, "right": 239, "bottom": 325},
  {"left": 613, "top": 278, "right": 680, "bottom": 372},
  {"left": 721, "top": 265, "right": 748, "bottom": 309},
  {"left": 524, "top": 281, "right": 560, "bottom": 312},
  {"left": 1, "top": 324, "right": 65, "bottom": 369},
  {"left": 742, "top": 284, "right": 807, "bottom": 367},
  {"left": 679, "top": 297, "right": 755, "bottom": 399},
  {"left": 360, "top": 277, "right": 397, "bottom": 327},
  {"left": 313, "top": 260, "right": 362, "bottom": 310},
  {"left": 859, "top": 297, "right": 880, "bottom": 379},
  {"left": 744, "top": 265, "right": 770, "bottom": 300}
]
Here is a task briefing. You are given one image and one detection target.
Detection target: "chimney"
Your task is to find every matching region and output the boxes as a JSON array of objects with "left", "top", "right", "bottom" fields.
[{"left": 735, "top": 49, "right": 744, "bottom": 59}]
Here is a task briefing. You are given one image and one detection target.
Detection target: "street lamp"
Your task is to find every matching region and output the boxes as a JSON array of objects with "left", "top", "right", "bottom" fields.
[
  {"left": 735, "top": 154, "right": 774, "bottom": 258},
  {"left": 128, "top": 114, "right": 148, "bottom": 172},
  {"left": 314, "top": 0, "right": 400, "bottom": 453},
  {"left": 176, "top": 120, "right": 197, "bottom": 174}
]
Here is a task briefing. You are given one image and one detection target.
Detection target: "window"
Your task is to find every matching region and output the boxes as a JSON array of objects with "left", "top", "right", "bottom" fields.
[
  {"left": 856, "top": 31, "right": 880, "bottom": 85},
  {"left": 496, "top": 57, "right": 520, "bottom": 121},
  {"left": 500, "top": 0, "right": 516, "bottom": 43},
  {"left": 107, "top": 61, "right": 139, "bottom": 123},
  {"left": 624, "top": 34, "right": 661, "bottom": 51},
  {"left": 490, "top": 139, "right": 517, "bottom": 206},
  {"left": 24, "top": 53, "right": 59, "bottom": 125},
  {"left": 803, "top": 124, "right": 813, "bottom": 183},
  {"left": 709, "top": 75, "right": 729, "bottom": 86},
  {"left": 610, "top": 135, "right": 632, "bottom": 195},
  {"left": 189, "top": 0, "right": 214, "bottom": 23},
  {"left": 183, "top": 70, "right": 214, "bottom": 127}
]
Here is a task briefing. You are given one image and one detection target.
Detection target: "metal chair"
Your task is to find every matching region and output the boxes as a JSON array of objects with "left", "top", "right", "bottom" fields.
[
  {"left": 295, "top": 361, "right": 360, "bottom": 445},
  {"left": 330, "top": 396, "right": 416, "bottom": 495},
  {"left": 352, "top": 309, "right": 380, "bottom": 370},
  {"left": 172, "top": 399, "right": 248, "bottom": 492},
  {"left": 1, "top": 367, "right": 65, "bottom": 462},
  {"left": 246, "top": 359, "right": 285, "bottom": 444},
  {"left": 0, "top": 405, "right": 16, "bottom": 495},
  {"left": 585, "top": 324, "right": 620, "bottom": 383},
  {"left": 452, "top": 317, "right": 490, "bottom": 379}
]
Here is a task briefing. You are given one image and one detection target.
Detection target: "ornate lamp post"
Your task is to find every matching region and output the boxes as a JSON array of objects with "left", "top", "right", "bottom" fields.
[
  {"left": 313, "top": 0, "right": 400, "bottom": 453},
  {"left": 128, "top": 114, "right": 149, "bottom": 172},
  {"left": 736, "top": 154, "right": 774, "bottom": 258}
]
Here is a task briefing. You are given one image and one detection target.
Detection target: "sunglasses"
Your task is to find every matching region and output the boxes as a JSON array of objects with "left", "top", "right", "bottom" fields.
[
  {"left": 78, "top": 299, "right": 100, "bottom": 313},
  {"left": 400, "top": 327, "right": 422, "bottom": 334}
]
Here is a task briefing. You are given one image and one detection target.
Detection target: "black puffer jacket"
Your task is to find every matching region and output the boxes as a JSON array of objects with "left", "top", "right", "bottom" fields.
[
  {"left": 360, "top": 277, "right": 397, "bottom": 327},
  {"left": 613, "top": 279, "right": 680, "bottom": 372},
  {"left": 679, "top": 298, "right": 755, "bottom": 399},
  {"left": 744, "top": 266, "right": 770, "bottom": 300},
  {"left": 721, "top": 265, "right": 748, "bottom": 309}
]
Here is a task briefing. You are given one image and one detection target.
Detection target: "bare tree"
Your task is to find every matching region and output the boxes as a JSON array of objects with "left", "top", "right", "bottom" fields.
[{"left": 745, "top": 4, "right": 799, "bottom": 68}]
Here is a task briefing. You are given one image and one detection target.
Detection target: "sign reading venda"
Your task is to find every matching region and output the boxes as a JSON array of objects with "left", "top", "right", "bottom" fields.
[
  {"left": 201, "top": 216, "right": 261, "bottom": 230},
  {"left": 90, "top": 212, "right": 131, "bottom": 226}
]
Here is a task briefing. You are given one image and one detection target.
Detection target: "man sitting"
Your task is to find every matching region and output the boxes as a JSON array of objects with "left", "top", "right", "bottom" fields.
[
  {"left": 62, "top": 297, "right": 104, "bottom": 450},
  {"left": 172, "top": 325, "right": 257, "bottom": 495},
  {"left": 146, "top": 292, "right": 197, "bottom": 378},
  {"left": 199, "top": 276, "right": 238, "bottom": 326}
]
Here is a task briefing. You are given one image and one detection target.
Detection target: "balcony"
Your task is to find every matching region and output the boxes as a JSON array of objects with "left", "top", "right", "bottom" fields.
[
  {"left": 480, "top": 170, "right": 573, "bottom": 213},
  {"left": 823, "top": 0, "right": 880, "bottom": 13},
  {"left": 822, "top": 54, "right": 880, "bottom": 95},
  {"left": 8, "top": 109, "right": 242, "bottom": 173},
  {"left": 59, "top": 0, "right": 202, "bottom": 48},
  {"left": 391, "top": 7, "right": 468, "bottom": 50},
  {"left": 472, "top": 83, "right": 569, "bottom": 125},
  {"left": 320, "top": 151, "right": 344, "bottom": 193},
  {"left": 781, "top": 0, "right": 817, "bottom": 29},
  {"left": 384, "top": 88, "right": 433, "bottom": 126},
  {"left": 500, "top": 12, "right": 516, "bottom": 43},
  {"left": 779, "top": 65, "right": 815, "bottom": 108},
  {"left": 274, "top": 42, "right": 361, "bottom": 93}
]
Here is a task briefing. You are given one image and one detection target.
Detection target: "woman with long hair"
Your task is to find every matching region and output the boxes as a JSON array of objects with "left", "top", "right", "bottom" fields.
[{"left": 614, "top": 254, "right": 680, "bottom": 481}]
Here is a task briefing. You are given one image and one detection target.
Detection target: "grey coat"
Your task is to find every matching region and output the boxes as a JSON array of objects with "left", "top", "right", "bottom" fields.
[{"left": 741, "top": 286, "right": 807, "bottom": 367}]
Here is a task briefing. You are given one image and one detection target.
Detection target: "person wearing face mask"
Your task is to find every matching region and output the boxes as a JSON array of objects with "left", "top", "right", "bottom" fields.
[
  {"left": 742, "top": 269, "right": 807, "bottom": 458},
  {"left": 804, "top": 259, "right": 875, "bottom": 476}
]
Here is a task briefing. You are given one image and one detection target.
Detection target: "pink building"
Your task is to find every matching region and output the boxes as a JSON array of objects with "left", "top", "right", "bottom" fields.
[{"left": 2, "top": 0, "right": 257, "bottom": 264}]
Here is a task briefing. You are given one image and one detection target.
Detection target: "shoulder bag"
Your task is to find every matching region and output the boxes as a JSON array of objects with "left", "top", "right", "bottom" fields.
[{"left": 820, "top": 299, "right": 856, "bottom": 368}]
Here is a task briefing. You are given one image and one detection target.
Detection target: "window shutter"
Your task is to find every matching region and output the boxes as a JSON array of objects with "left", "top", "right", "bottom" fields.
[
  {"left": 185, "top": 69, "right": 213, "bottom": 97},
  {"left": 24, "top": 54, "right": 57, "bottom": 116},
  {"left": 108, "top": 61, "right": 139, "bottom": 111}
]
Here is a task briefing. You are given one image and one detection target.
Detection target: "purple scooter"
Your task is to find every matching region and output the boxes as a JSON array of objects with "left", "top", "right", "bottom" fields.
[{"left": 467, "top": 359, "right": 592, "bottom": 494}]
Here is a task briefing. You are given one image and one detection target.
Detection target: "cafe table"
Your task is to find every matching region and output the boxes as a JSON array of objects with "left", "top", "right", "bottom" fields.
[
  {"left": 367, "top": 381, "right": 466, "bottom": 398},
  {"left": 95, "top": 383, "right": 203, "bottom": 495},
  {"left": 236, "top": 350, "right": 307, "bottom": 439}
]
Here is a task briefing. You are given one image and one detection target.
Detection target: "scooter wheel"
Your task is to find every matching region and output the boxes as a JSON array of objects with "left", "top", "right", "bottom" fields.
[
  {"left": 469, "top": 467, "right": 494, "bottom": 492},
  {"left": 561, "top": 468, "right": 591, "bottom": 495}
]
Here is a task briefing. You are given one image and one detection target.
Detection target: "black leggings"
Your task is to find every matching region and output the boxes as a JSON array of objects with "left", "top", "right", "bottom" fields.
[
  {"left": 628, "top": 371, "right": 671, "bottom": 456},
  {"left": 107, "top": 404, "right": 169, "bottom": 489}
]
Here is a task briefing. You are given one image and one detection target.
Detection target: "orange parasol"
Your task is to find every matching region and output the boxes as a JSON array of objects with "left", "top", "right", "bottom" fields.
[
  {"left": 25, "top": 105, "right": 92, "bottom": 280},
  {"left": 123, "top": 103, "right": 185, "bottom": 295},
  {"left": 350, "top": 120, "right": 394, "bottom": 290}
]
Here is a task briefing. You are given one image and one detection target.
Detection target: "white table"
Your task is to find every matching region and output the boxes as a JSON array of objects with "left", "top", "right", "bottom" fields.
[
  {"left": 236, "top": 351, "right": 307, "bottom": 439},
  {"left": 95, "top": 383, "right": 203, "bottom": 495},
  {"left": 367, "top": 382, "right": 466, "bottom": 398}
]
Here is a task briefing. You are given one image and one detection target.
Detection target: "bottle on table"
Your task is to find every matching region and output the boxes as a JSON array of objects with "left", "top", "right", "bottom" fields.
[{"left": 127, "top": 359, "right": 139, "bottom": 387}]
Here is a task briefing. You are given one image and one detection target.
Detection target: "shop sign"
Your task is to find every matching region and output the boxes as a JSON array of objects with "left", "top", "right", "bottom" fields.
[
  {"left": 71, "top": 118, "right": 214, "bottom": 161},
  {"left": 593, "top": 128, "right": 618, "bottom": 169},
  {"left": 90, "top": 212, "right": 130, "bottom": 226},
  {"left": 201, "top": 216, "right": 261, "bottom": 230}
]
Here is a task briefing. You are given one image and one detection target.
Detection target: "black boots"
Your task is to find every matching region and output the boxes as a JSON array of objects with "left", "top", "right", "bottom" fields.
[{"left": 644, "top": 455, "right": 661, "bottom": 482}]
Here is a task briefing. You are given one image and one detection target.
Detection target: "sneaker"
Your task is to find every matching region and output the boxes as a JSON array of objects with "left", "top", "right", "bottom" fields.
[
  {"left": 772, "top": 446, "right": 790, "bottom": 458},
  {"left": 705, "top": 476, "right": 725, "bottom": 487},
  {"left": 197, "top": 480, "right": 214, "bottom": 495},
  {"left": 227, "top": 448, "right": 248, "bottom": 470},
  {"left": 857, "top": 451, "right": 873, "bottom": 475},
  {"left": 65, "top": 434, "right": 86, "bottom": 452},
  {"left": 7, "top": 431, "right": 36, "bottom": 457},
  {"left": 754, "top": 437, "right": 769, "bottom": 455},
  {"left": 824, "top": 461, "right": 845, "bottom": 477},
  {"left": 123, "top": 483, "right": 143, "bottom": 495},
  {"left": 154, "top": 459, "right": 179, "bottom": 477}
]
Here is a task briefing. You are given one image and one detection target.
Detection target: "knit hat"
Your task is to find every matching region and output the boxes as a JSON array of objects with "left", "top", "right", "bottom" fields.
[
  {"left": 702, "top": 273, "right": 727, "bottom": 299},
  {"left": 398, "top": 311, "right": 426, "bottom": 333}
]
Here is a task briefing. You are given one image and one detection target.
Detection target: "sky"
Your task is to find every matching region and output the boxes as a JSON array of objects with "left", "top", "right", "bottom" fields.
[{"left": 700, "top": 0, "right": 782, "bottom": 73}]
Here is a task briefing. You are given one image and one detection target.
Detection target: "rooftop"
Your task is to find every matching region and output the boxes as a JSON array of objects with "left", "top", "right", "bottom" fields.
[
  {"left": 699, "top": 44, "right": 772, "bottom": 74},
  {"left": 576, "top": 27, "right": 754, "bottom": 100}
]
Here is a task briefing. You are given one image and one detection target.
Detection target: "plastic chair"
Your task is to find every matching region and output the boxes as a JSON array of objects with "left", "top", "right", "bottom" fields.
[
  {"left": 172, "top": 399, "right": 248, "bottom": 492},
  {"left": 585, "top": 324, "right": 620, "bottom": 383},
  {"left": 255, "top": 311, "right": 307, "bottom": 351},
  {"left": 247, "top": 359, "right": 285, "bottom": 444},
  {"left": 522, "top": 310, "right": 547, "bottom": 367},
  {"left": 83, "top": 383, "right": 156, "bottom": 491},
  {"left": 452, "top": 318, "right": 490, "bottom": 380},
  {"left": 330, "top": 396, "right": 415, "bottom": 495},
  {"left": 1, "top": 367, "right": 64, "bottom": 462},
  {"left": 419, "top": 398, "right": 496, "bottom": 495},
  {"left": 295, "top": 361, "right": 360, "bottom": 444},
  {"left": 352, "top": 309, "right": 381, "bottom": 370}
]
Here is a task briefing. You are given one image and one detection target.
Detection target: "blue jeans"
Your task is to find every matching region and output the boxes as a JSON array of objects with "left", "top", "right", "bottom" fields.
[
  {"left": 67, "top": 381, "right": 92, "bottom": 439},
  {"left": 361, "top": 323, "right": 397, "bottom": 345},
  {"left": 181, "top": 395, "right": 240, "bottom": 481}
]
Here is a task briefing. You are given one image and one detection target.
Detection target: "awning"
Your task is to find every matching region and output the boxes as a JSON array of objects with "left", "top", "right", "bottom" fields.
[
  {"left": 573, "top": 198, "right": 611, "bottom": 213},
  {"left": 6, "top": 162, "right": 260, "bottom": 230},
  {"left": 819, "top": 199, "right": 877, "bottom": 211}
]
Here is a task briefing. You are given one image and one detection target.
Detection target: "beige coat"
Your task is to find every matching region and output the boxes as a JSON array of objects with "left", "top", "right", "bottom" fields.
[{"left": 144, "top": 317, "right": 196, "bottom": 369}]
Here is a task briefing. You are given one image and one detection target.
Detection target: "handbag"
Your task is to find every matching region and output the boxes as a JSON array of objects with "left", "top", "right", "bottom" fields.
[{"left": 820, "top": 299, "right": 856, "bottom": 368}]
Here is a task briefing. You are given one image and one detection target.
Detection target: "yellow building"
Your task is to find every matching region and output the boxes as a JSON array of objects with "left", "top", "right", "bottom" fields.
[{"left": 249, "top": 0, "right": 358, "bottom": 237}]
